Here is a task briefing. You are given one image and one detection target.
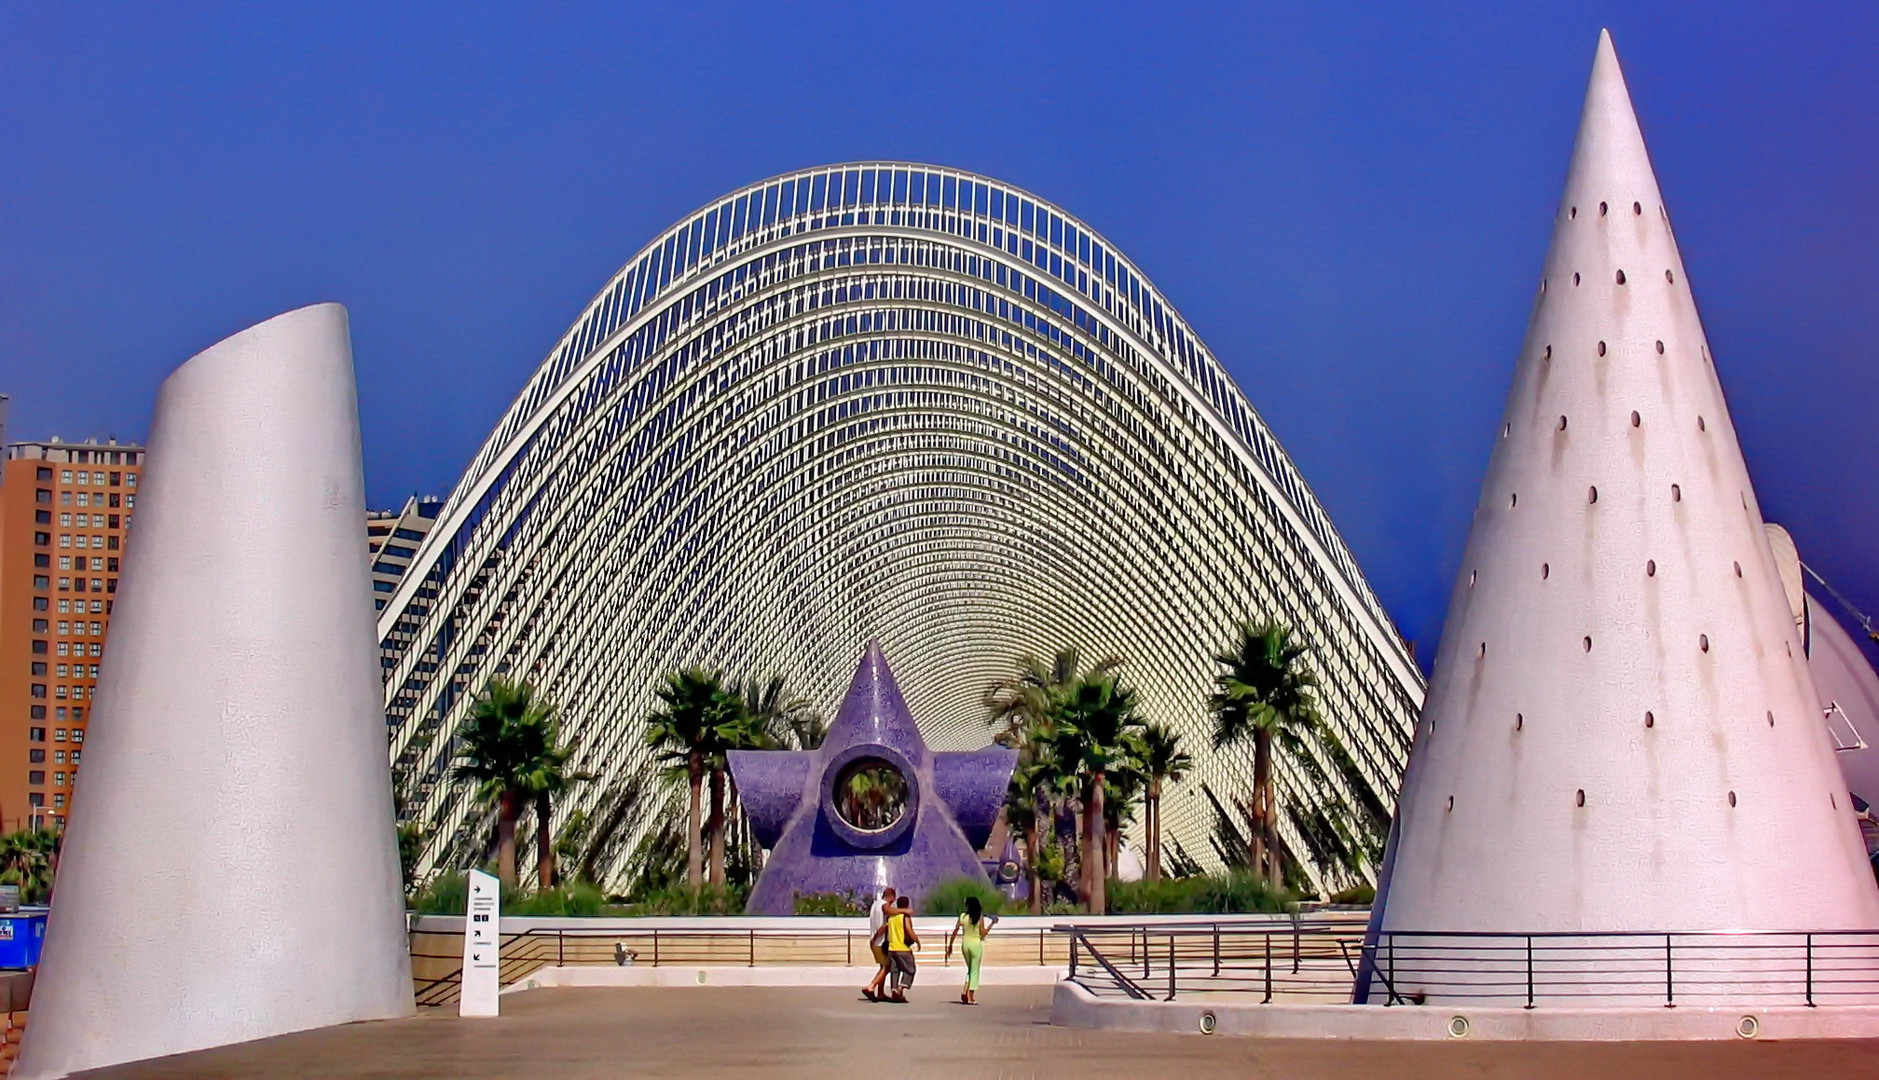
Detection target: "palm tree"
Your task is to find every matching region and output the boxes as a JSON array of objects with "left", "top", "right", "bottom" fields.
[
  {"left": 515, "top": 704, "right": 593, "bottom": 890},
  {"left": 1134, "top": 722, "right": 1191, "bottom": 882},
  {"left": 704, "top": 706, "right": 768, "bottom": 887},
  {"left": 0, "top": 828, "right": 57, "bottom": 904},
  {"left": 1209, "top": 620, "right": 1322, "bottom": 889},
  {"left": 984, "top": 647, "right": 1119, "bottom": 747},
  {"left": 740, "top": 674, "right": 825, "bottom": 750},
  {"left": 643, "top": 667, "right": 741, "bottom": 890},
  {"left": 1048, "top": 673, "right": 1143, "bottom": 914},
  {"left": 453, "top": 678, "right": 575, "bottom": 890},
  {"left": 987, "top": 648, "right": 1119, "bottom": 911},
  {"left": 1005, "top": 745, "right": 1068, "bottom": 913}
]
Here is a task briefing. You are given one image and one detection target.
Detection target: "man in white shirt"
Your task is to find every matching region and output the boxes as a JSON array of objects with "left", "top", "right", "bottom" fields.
[{"left": 861, "top": 887, "right": 897, "bottom": 1001}]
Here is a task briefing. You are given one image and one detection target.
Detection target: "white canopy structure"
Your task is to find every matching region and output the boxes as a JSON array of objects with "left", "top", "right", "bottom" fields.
[{"left": 379, "top": 164, "right": 1426, "bottom": 893}]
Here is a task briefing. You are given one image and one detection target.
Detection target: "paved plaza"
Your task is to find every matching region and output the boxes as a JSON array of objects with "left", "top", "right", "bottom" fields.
[{"left": 73, "top": 986, "right": 1879, "bottom": 1079}]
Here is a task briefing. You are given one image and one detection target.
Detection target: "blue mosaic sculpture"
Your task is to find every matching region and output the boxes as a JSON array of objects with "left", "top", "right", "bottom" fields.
[{"left": 729, "top": 641, "right": 1017, "bottom": 915}]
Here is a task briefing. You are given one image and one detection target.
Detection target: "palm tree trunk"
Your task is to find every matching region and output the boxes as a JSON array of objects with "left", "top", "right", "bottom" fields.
[
  {"left": 707, "top": 765, "right": 727, "bottom": 888},
  {"left": 535, "top": 790, "right": 554, "bottom": 891},
  {"left": 1088, "top": 772, "right": 1108, "bottom": 915},
  {"left": 687, "top": 752, "right": 704, "bottom": 890},
  {"left": 1026, "top": 820, "right": 1043, "bottom": 914},
  {"left": 1252, "top": 730, "right": 1273, "bottom": 884},
  {"left": 496, "top": 789, "right": 519, "bottom": 889},
  {"left": 1247, "top": 736, "right": 1277, "bottom": 886},
  {"left": 1145, "top": 783, "right": 1161, "bottom": 883}
]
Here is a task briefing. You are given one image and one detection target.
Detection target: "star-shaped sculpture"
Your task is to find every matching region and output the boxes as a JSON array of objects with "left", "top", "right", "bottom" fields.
[{"left": 729, "top": 641, "right": 1017, "bottom": 915}]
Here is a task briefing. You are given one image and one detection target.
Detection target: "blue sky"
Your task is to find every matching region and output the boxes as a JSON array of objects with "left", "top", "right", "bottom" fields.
[{"left": 3, "top": 2, "right": 1875, "bottom": 666}]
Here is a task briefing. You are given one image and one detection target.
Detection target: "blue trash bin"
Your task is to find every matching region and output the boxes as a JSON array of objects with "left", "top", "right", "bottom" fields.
[{"left": 0, "top": 912, "right": 48, "bottom": 969}]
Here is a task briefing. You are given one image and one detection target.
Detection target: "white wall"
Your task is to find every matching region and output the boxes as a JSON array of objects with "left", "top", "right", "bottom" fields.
[{"left": 17, "top": 304, "right": 413, "bottom": 1077}]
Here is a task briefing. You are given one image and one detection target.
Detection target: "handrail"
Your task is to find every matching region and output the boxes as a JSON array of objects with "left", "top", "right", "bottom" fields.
[
  {"left": 1053, "top": 920, "right": 1879, "bottom": 1008},
  {"left": 1063, "top": 926, "right": 1151, "bottom": 1001},
  {"left": 408, "top": 921, "right": 1073, "bottom": 1006}
]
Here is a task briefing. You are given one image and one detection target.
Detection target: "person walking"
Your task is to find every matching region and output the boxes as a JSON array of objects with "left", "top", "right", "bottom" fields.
[
  {"left": 861, "top": 887, "right": 898, "bottom": 1002},
  {"left": 945, "top": 895, "right": 999, "bottom": 1004},
  {"left": 871, "top": 895, "right": 920, "bottom": 1002}
]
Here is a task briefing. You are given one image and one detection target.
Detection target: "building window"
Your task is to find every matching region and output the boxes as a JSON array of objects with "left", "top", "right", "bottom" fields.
[
  {"left": 34, "top": 576, "right": 49, "bottom": 590},
  {"left": 30, "top": 686, "right": 45, "bottom": 699},
  {"left": 33, "top": 554, "right": 49, "bottom": 568},
  {"left": 28, "top": 772, "right": 44, "bottom": 786},
  {"left": 32, "top": 640, "right": 47, "bottom": 654},
  {"left": 28, "top": 707, "right": 43, "bottom": 720},
  {"left": 33, "top": 532, "right": 48, "bottom": 546},
  {"left": 30, "top": 663, "right": 46, "bottom": 677},
  {"left": 28, "top": 751, "right": 43, "bottom": 764},
  {"left": 32, "top": 620, "right": 46, "bottom": 633},
  {"left": 53, "top": 730, "right": 65, "bottom": 743},
  {"left": 34, "top": 510, "right": 50, "bottom": 525},
  {"left": 36, "top": 467, "right": 51, "bottom": 481},
  {"left": 27, "top": 794, "right": 42, "bottom": 808},
  {"left": 36, "top": 489, "right": 50, "bottom": 504},
  {"left": 52, "top": 795, "right": 65, "bottom": 809},
  {"left": 28, "top": 728, "right": 44, "bottom": 743},
  {"left": 53, "top": 773, "right": 65, "bottom": 787},
  {"left": 71, "top": 729, "right": 82, "bottom": 743}
]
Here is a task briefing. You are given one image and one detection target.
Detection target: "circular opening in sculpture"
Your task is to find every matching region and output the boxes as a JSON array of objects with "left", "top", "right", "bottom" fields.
[{"left": 831, "top": 758, "right": 910, "bottom": 833}]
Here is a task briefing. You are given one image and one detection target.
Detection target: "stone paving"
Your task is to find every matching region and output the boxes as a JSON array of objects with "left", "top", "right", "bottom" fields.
[{"left": 76, "top": 986, "right": 1879, "bottom": 1079}]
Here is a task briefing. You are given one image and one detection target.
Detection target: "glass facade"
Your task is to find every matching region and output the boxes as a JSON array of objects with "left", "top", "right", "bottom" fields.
[{"left": 380, "top": 163, "right": 1424, "bottom": 892}]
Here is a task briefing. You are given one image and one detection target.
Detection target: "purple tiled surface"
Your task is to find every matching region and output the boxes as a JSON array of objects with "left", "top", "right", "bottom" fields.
[{"left": 728, "top": 641, "right": 1016, "bottom": 915}]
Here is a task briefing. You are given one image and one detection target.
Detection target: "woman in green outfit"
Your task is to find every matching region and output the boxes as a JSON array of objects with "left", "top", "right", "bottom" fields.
[{"left": 945, "top": 895, "right": 999, "bottom": 1004}]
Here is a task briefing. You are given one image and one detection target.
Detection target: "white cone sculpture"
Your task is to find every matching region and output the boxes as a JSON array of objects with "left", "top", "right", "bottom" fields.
[
  {"left": 17, "top": 304, "right": 413, "bottom": 1078},
  {"left": 1365, "top": 32, "right": 1879, "bottom": 1005}
]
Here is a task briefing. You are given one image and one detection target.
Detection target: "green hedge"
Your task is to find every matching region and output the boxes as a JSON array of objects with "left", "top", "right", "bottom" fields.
[
  {"left": 918, "top": 876, "right": 1016, "bottom": 916},
  {"left": 1104, "top": 871, "right": 1293, "bottom": 915}
]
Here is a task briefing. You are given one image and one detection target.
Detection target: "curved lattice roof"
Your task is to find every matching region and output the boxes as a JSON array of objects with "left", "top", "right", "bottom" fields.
[{"left": 380, "top": 163, "right": 1423, "bottom": 892}]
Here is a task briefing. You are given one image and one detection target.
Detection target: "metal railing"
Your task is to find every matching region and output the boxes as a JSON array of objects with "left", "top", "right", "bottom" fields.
[
  {"left": 1057, "top": 916, "right": 1371, "bottom": 1002},
  {"left": 1058, "top": 921, "right": 1879, "bottom": 1008},
  {"left": 411, "top": 922, "right": 1072, "bottom": 1007},
  {"left": 1360, "top": 929, "right": 1879, "bottom": 1008}
]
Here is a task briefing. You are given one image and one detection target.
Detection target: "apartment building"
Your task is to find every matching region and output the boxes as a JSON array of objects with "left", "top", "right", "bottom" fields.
[
  {"left": 0, "top": 438, "right": 143, "bottom": 833},
  {"left": 366, "top": 495, "right": 442, "bottom": 611}
]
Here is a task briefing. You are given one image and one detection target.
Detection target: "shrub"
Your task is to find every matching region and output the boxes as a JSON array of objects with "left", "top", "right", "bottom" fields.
[
  {"left": 408, "top": 872, "right": 621, "bottom": 916},
  {"left": 1104, "top": 871, "right": 1293, "bottom": 915},
  {"left": 1328, "top": 883, "right": 1375, "bottom": 906},
  {"left": 919, "top": 875, "right": 1012, "bottom": 916},
  {"left": 409, "top": 869, "right": 473, "bottom": 914},
  {"left": 506, "top": 881, "right": 613, "bottom": 916},
  {"left": 793, "top": 890, "right": 867, "bottom": 916},
  {"left": 618, "top": 882, "right": 749, "bottom": 916}
]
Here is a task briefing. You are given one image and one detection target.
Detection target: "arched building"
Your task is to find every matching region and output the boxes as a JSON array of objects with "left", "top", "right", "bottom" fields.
[{"left": 379, "top": 163, "right": 1423, "bottom": 893}]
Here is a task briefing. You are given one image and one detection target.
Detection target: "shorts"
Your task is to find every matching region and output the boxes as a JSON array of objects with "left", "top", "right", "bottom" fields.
[
  {"left": 888, "top": 949, "right": 917, "bottom": 989},
  {"left": 870, "top": 944, "right": 888, "bottom": 967}
]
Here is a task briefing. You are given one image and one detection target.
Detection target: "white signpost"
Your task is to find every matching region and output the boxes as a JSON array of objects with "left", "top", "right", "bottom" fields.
[{"left": 459, "top": 870, "right": 500, "bottom": 1018}]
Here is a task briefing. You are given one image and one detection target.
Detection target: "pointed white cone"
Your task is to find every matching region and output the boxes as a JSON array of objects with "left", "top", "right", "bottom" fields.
[
  {"left": 1367, "top": 31, "right": 1879, "bottom": 1004},
  {"left": 16, "top": 304, "right": 413, "bottom": 1078}
]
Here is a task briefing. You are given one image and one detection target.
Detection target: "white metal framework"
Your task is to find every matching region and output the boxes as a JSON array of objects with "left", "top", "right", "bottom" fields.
[{"left": 380, "top": 163, "right": 1423, "bottom": 892}]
